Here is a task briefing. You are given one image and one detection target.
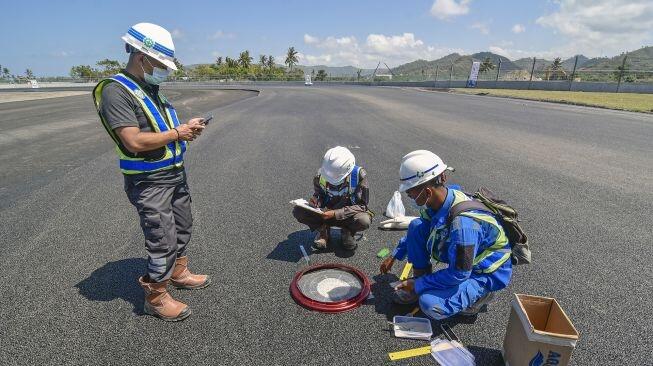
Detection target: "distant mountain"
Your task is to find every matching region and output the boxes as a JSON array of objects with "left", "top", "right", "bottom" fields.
[
  {"left": 580, "top": 46, "right": 653, "bottom": 70},
  {"left": 392, "top": 52, "right": 521, "bottom": 76},
  {"left": 513, "top": 55, "right": 591, "bottom": 72}
]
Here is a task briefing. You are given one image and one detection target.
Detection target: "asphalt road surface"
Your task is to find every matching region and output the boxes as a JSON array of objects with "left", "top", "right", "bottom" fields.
[{"left": 0, "top": 85, "right": 651, "bottom": 365}]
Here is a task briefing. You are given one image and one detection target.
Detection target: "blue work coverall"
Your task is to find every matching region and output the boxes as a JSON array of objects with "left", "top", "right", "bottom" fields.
[{"left": 392, "top": 187, "right": 512, "bottom": 320}]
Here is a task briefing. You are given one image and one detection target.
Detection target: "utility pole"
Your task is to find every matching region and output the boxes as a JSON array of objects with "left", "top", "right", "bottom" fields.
[
  {"left": 528, "top": 57, "right": 536, "bottom": 90},
  {"left": 371, "top": 61, "right": 381, "bottom": 83},
  {"left": 616, "top": 54, "right": 627, "bottom": 93},
  {"left": 448, "top": 62, "right": 454, "bottom": 88},
  {"left": 568, "top": 55, "right": 578, "bottom": 91}
]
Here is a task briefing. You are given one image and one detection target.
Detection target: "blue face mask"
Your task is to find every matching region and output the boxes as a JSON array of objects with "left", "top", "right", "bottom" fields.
[{"left": 142, "top": 57, "right": 170, "bottom": 85}]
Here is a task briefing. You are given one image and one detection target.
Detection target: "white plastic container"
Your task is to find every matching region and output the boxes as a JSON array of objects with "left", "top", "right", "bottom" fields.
[
  {"left": 430, "top": 338, "right": 476, "bottom": 365},
  {"left": 392, "top": 316, "right": 433, "bottom": 340}
]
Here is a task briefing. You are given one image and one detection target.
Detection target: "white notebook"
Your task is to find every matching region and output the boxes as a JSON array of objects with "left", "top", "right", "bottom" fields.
[{"left": 289, "top": 198, "right": 324, "bottom": 215}]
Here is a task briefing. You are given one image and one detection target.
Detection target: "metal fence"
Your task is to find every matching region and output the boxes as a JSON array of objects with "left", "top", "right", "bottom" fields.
[{"left": 1, "top": 54, "right": 652, "bottom": 93}]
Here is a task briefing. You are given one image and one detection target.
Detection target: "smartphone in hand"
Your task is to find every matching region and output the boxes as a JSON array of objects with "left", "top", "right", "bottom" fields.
[{"left": 202, "top": 114, "right": 214, "bottom": 125}]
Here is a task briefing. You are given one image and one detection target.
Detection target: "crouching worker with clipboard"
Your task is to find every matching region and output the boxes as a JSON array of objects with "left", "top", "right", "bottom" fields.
[{"left": 292, "top": 146, "right": 372, "bottom": 252}]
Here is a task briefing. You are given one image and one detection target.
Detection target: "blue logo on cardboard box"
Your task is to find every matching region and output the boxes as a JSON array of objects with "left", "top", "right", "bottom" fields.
[{"left": 529, "top": 350, "right": 562, "bottom": 366}]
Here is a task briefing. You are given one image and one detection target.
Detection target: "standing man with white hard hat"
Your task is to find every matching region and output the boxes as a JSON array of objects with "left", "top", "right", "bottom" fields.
[
  {"left": 379, "top": 150, "right": 512, "bottom": 320},
  {"left": 293, "top": 146, "right": 372, "bottom": 252},
  {"left": 92, "top": 23, "right": 210, "bottom": 321}
]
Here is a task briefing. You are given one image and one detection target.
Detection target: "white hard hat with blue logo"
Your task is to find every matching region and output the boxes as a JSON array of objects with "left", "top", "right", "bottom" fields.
[
  {"left": 399, "top": 150, "right": 448, "bottom": 192},
  {"left": 122, "top": 23, "right": 177, "bottom": 71}
]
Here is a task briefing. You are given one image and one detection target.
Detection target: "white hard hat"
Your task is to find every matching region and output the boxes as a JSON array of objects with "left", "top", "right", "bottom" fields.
[
  {"left": 398, "top": 150, "right": 447, "bottom": 192},
  {"left": 319, "top": 146, "right": 356, "bottom": 185},
  {"left": 122, "top": 23, "right": 177, "bottom": 70}
]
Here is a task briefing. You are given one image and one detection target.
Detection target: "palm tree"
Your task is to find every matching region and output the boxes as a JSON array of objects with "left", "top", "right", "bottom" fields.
[
  {"left": 25, "top": 69, "right": 34, "bottom": 79},
  {"left": 215, "top": 56, "right": 223, "bottom": 66},
  {"left": 285, "top": 46, "right": 299, "bottom": 71},
  {"left": 546, "top": 57, "right": 567, "bottom": 80},
  {"left": 356, "top": 69, "right": 362, "bottom": 81},
  {"left": 238, "top": 50, "right": 252, "bottom": 69},
  {"left": 225, "top": 57, "right": 238, "bottom": 68},
  {"left": 266, "top": 55, "right": 275, "bottom": 71},
  {"left": 259, "top": 55, "right": 268, "bottom": 66},
  {"left": 479, "top": 57, "right": 495, "bottom": 74}
]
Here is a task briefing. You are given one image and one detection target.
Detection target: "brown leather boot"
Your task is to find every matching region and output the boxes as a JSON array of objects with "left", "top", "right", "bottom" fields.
[
  {"left": 312, "top": 225, "right": 329, "bottom": 250},
  {"left": 139, "top": 276, "right": 191, "bottom": 321},
  {"left": 170, "top": 256, "right": 211, "bottom": 290}
]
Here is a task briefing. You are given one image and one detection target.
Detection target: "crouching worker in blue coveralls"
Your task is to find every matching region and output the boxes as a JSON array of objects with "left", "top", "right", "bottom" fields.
[{"left": 379, "top": 150, "right": 512, "bottom": 320}]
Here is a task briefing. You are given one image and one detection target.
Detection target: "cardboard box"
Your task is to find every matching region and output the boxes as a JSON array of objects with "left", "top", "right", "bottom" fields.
[{"left": 502, "top": 294, "right": 579, "bottom": 366}]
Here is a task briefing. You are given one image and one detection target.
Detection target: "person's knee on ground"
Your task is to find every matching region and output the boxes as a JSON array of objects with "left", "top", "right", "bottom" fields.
[{"left": 350, "top": 212, "right": 371, "bottom": 233}]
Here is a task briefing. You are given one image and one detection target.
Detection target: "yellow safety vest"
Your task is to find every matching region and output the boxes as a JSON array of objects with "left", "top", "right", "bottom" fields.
[
  {"left": 421, "top": 190, "right": 511, "bottom": 274},
  {"left": 92, "top": 73, "right": 186, "bottom": 175}
]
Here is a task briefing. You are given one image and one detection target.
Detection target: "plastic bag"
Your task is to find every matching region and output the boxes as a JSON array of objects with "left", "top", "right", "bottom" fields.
[{"left": 385, "top": 191, "right": 405, "bottom": 218}]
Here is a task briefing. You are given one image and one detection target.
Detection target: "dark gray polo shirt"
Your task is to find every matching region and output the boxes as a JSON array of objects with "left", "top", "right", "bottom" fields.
[{"left": 98, "top": 71, "right": 185, "bottom": 186}]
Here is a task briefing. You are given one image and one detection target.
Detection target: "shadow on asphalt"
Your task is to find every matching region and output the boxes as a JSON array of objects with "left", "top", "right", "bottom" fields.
[
  {"left": 75, "top": 258, "right": 146, "bottom": 315},
  {"left": 267, "top": 229, "right": 358, "bottom": 263}
]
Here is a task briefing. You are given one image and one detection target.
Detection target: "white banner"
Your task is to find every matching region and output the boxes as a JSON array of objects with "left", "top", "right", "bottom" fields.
[{"left": 467, "top": 61, "right": 480, "bottom": 87}]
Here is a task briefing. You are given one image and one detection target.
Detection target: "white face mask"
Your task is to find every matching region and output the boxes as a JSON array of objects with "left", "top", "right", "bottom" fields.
[
  {"left": 141, "top": 57, "right": 170, "bottom": 85},
  {"left": 408, "top": 186, "right": 430, "bottom": 211}
]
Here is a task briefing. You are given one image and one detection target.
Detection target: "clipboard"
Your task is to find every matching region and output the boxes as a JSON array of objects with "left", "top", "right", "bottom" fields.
[{"left": 289, "top": 198, "right": 324, "bottom": 215}]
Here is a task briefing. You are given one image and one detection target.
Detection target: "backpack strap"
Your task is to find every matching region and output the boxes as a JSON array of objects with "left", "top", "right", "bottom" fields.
[
  {"left": 349, "top": 165, "right": 361, "bottom": 204},
  {"left": 447, "top": 200, "right": 494, "bottom": 225}
]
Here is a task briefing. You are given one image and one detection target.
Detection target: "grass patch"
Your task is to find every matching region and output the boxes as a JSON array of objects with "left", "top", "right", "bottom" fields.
[{"left": 452, "top": 88, "right": 653, "bottom": 113}]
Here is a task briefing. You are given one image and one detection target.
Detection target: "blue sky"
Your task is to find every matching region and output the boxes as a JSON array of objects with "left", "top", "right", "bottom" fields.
[{"left": 2, "top": 0, "right": 652, "bottom": 76}]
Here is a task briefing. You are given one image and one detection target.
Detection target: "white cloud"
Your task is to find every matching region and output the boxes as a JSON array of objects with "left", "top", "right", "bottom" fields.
[
  {"left": 471, "top": 22, "right": 490, "bottom": 35},
  {"left": 303, "top": 34, "right": 319, "bottom": 45},
  {"left": 488, "top": 45, "right": 558, "bottom": 60},
  {"left": 511, "top": 24, "right": 525, "bottom": 34},
  {"left": 208, "top": 30, "right": 236, "bottom": 40},
  {"left": 536, "top": 0, "right": 653, "bottom": 57},
  {"left": 430, "top": 0, "right": 471, "bottom": 20},
  {"left": 171, "top": 29, "right": 184, "bottom": 40},
  {"left": 299, "top": 32, "right": 464, "bottom": 68}
]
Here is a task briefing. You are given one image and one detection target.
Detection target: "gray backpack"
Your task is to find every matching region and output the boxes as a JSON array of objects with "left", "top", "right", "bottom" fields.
[{"left": 448, "top": 187, "right": 532, "bottom": 265}]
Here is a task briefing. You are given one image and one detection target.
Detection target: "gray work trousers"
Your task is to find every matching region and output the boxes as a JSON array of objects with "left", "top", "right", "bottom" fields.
[
  {"left": 125, "top": 180, "right": 193, "bottom": 282},
  {"left": 292, "top": 207, "right": 371, "bottom": 233}
]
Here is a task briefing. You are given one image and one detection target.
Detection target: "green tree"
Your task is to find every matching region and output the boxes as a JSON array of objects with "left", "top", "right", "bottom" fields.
[
  {"left": 238, "top": 50, "right": 252, "bottom": 68},
  {"left": 69, "top": 65, "right": 97, "bottom": 79},
  {"left": 225, "top": 57, "right": 238, "bottom": 69},
  {"left": 2, "top": 67, "right": 9, "bottom": 79},
  {"left": 215, "top": 56, "right": 223, "bottom": 66},
  {"left": 285, "top": 46, "right": 299, "bottom": 71},
  {"left": 96, "top": 58, "right": 122, "bottom": 77},
  {"left": 479, "top": 57, "right": 495, "bottom": 74},
  {"left": 258, "top": 54, "right": 267, "bottom": 66},
  {"left": 546, "top": 57, "right": 567, "bottom": 80},
  {"left": 25, "top": 68, "right": 34, "bottom": 79},
  {"left": 315, "top": 69, "right": 327, "bottom": 81},
  {"left": 356, "top": 69, "right": 362, "bottom": 81},
  {"left": 172, "top": 58, "right": 186, "bottom": 78}
]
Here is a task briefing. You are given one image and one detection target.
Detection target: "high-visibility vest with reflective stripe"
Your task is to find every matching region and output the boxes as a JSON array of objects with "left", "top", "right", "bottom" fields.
[
  {"left": 318, "top": 165, "right": 361, "bottom": 204},
  {"left": 92, "top": 73, "right": 186, "bottom": 175},
  {"left": 421, "top": 190, "right": 511, "bottom": 274}
]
